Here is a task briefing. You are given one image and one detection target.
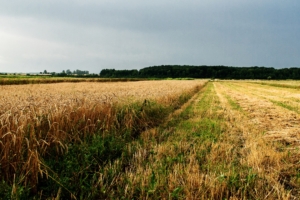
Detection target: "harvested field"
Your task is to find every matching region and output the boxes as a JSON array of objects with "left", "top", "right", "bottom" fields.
[
  {"left": 214, "top": 81, "right": 300, "bottom": 198},
  {"left": 252, "top": 80, "right": 300, "bottom": 89},
  {"left": 218, "top": 81, "right": 300, "bottom": 144}
]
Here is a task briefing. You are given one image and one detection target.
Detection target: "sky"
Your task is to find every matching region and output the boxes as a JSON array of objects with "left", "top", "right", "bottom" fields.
[{"left": 0, "top": 0, "right": 300, "bottom": 73}]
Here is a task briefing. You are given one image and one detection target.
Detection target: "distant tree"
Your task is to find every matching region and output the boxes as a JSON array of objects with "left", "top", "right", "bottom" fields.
[
  {"left": 100, "top": 65, "right": 300, "bottom": 80},
  {"left": 44, "top": 70, "right": 47, "bottom": 74},
  {"left": 74, "top": 69, "right": 89, "bottom": 75},
  {"left": 66, "top": 69, "right": 72, "bottom": 74}
]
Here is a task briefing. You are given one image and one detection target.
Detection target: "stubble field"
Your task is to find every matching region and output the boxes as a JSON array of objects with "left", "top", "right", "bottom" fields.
[{"left": 0, "top": 79, "right": 300, "bottom": 199}]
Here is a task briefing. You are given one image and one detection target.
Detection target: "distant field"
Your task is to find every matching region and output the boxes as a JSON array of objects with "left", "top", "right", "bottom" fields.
[
  {"left": 0, "top": 76, "right": 146, "bottom": 85},
  {"left": 0, "top": 79, "right": 299, "bottom": 199}
]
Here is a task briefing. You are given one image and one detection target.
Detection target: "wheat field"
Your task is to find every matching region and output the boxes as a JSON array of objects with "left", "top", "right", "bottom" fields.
[
  {"left": 0, "top": 80, "right": 206, "bottom": 198},
  {"left": 1, "top": 79, "right": 300, "bottom": 199}
]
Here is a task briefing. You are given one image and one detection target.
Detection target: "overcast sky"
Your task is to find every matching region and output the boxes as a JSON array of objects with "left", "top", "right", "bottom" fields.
[{"left": 0, "top": 0, "right": 299, "bottom": 73}]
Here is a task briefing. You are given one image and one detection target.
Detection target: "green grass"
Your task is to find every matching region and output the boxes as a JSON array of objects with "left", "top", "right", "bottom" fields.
[
  {"left": 270, "top": 100, "right": 300, "bottom": 114},
  {"left": 96, "top": 82, "right": 261, "bottom": 199},
  {"left": 224, "top": 94, "right": 243, "bottom": 111}
]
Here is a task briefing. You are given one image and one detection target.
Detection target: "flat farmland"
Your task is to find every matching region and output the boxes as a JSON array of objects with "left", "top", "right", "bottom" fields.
[
  {"left": 0, "top": 80, "right": 206, "bottom": 199},
  {"left": 1, "top": 79, "right": 300, "bottom": 199}
]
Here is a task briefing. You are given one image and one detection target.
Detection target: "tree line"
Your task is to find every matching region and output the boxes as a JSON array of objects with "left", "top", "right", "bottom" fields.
[
  {"left": 100, "top": 65, "right": 300, "bottom": 79},
  {"left": 41, "top": 69, "right": 91, "bottom": 76}
]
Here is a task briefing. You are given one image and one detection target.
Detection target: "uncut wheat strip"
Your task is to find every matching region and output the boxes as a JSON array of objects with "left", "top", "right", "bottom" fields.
[
  {"left": 0, "top": 81, "right": 207, "bottom": 148},
  {"left": 0, "top": 81, "right": 206, "bottom": 159},
  {"left": 0, "top": 81, "right": 207, "bottom": 125},
  {"left": 55, "top": 81, "right": 206, "bottom": 197},
  {"left": 0, "top": 80, "right": 205, "bottom": 107}
]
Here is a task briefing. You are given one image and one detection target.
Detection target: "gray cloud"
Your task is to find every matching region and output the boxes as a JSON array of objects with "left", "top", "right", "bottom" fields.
[{"left": 0, "top": 0, "right": 300, "bottom": 73}]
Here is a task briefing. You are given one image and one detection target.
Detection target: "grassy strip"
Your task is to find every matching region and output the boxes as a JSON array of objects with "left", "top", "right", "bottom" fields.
[
  {"left": 97, "top": 81, "right": 294, "bottom": 199},
  {"left": 217, "top": 82, "right": 244, "bottom": 112},
  {"left": 93, "top": 82, "right": 257, "bottom": 199},
  {"left": 0, "top": 84, "right": 203, "bottom": 199},
  {"left": 224, "top": 94, "right": 243, "bottom": 112}
]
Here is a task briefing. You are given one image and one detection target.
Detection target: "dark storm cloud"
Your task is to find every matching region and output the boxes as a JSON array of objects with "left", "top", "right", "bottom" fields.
[{"left": 0, "top": 0, "right": 299, "bottom": 73}]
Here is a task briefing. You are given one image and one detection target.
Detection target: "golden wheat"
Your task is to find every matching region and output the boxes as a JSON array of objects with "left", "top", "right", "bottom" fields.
[{"left": 0, "top": 80, "right": 206, "bottom": 189}]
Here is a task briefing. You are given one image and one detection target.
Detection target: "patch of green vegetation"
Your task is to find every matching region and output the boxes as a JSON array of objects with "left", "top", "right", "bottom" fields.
[
  {"left": 32, "top": 100, "right": 174, "bottom": 198},
  {"left": 117, "top": 82, "right": 271, "bottom": 199},
  {"left": 224, "top": 94, "right": 243, "bottom": 111},
  {"left": 270, "top": 100, "right": 300, "bottom": 113}
]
